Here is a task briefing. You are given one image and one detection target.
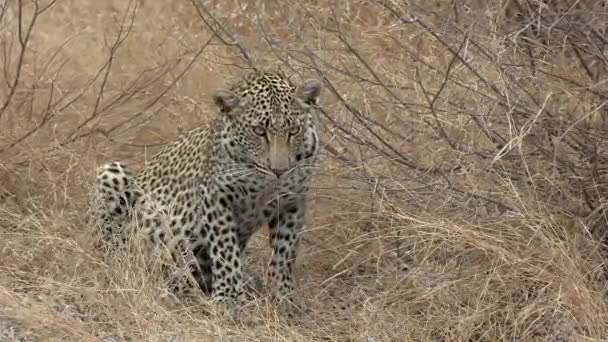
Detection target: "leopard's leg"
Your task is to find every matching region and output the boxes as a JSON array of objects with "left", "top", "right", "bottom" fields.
[
  {"left": 200, "top": 183, "right": 245, "bottom": 319},
  {"left": 266, "top": 197, "right": 306, "bottom": 313}
]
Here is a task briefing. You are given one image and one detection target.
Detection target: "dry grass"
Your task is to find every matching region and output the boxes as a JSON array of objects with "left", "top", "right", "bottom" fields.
[{"left": 1, "top": 0, "right": 608, "bottom": 340}]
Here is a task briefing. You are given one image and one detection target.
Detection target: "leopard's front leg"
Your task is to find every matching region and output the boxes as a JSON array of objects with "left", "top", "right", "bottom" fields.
[
  {"left": 203, "top": 184, "right": 245, "bottom": 318},
  {"left": 267, "top": 198, "right": 306, "bottom": 310}
]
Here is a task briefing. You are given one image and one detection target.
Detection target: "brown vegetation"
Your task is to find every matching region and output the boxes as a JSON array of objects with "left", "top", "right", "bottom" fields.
[{"left": 1, "top": 0, "right": 608, "bottom": 340}]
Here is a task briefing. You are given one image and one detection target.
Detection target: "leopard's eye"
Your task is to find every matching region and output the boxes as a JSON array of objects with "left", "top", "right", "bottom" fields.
[
  {"left": 289, "top": 125, "right": 301, "bottom": 136},
  {"left": 252, "top": 126, "right": 266, "bottom": 136}
]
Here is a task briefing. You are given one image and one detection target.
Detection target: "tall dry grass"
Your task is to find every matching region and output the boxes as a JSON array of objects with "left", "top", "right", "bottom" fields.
[{"left": 1, "top": 0, "right": 608, "bottom": 340}]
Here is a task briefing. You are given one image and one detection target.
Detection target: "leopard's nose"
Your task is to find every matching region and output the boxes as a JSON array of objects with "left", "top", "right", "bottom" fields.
[{"left": 272, "top": 168, "right": 288, "bottom": 177}]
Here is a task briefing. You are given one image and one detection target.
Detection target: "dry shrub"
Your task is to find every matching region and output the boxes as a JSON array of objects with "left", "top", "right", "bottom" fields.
[{"left": 1, "top": 0, "right": 607, "bottom": 340}]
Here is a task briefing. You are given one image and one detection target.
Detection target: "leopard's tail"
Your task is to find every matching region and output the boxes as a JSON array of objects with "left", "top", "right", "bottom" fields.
[{"left": 93, "top": 161, "right": 137, "bottom": 249}]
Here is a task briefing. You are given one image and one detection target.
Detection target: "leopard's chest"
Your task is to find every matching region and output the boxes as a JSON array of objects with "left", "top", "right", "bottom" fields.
[{"left": 230, "top": 171, "right": 310, "bottom": 227}]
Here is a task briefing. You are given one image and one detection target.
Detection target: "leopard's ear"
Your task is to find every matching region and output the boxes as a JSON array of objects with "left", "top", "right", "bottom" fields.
[
  {"left": 213, "top": 89, "right": 240, "bottom": 114},
  {"left": 296, "top": 79, "right": 322, "bottom": 106}
]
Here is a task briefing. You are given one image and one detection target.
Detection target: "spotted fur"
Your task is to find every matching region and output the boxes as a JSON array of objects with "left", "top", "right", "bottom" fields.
[{"left": 93, "top": 71, "right": 322, "bottom": 316}]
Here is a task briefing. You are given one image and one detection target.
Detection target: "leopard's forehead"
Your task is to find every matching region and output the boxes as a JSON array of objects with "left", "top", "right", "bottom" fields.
[
  {"left": 230, "top": 71, "right": 296, "bottom": 97},
  {"left": 230, "top": 71, "right": 300, "bottom": 129}
]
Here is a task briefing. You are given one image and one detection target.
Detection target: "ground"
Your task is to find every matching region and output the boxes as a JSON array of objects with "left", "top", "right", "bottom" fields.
[{"left": 1, "top": 0, "right": 608, "bottom": 341}]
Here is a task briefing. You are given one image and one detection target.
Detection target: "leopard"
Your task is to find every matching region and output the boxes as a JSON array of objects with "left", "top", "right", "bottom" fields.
[{"left": 93, "top": 70, "right": 323, "bottom": 317}]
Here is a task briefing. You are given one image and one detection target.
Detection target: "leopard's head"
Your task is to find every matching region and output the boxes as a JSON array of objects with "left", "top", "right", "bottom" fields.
[{"left": 213, "top": 71, "right": 322, "bottom": 178}]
